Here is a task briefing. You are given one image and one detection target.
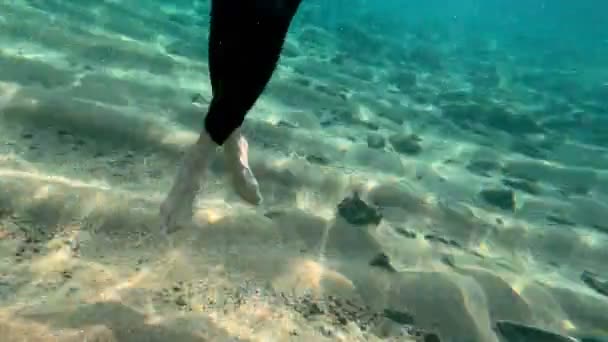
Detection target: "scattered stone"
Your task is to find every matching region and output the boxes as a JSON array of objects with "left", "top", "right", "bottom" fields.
[
  {"left": 277, "top": 120, "right": 299, "bottom": 129},
  {"left": 470, "top": 250, "right": 485, "bottom": 259},
  {"left": 175, "top": 295, "right": 188, "bottom": 307},
  {"left": 480, "top": 188, "right": 516, "bottom": 211},
  {"left": 292, "top": 293, "right": 382, "bottom": 330},
  {"left": 383, "top": 309, "right": 415, "bottom": 325},
  {"left": 581, "top": 270, "right": 608, "bottom": 297},
  {"left": 511, "top": 140, "right": 547, "bottom": 159},
  {"left": 424, "top": 333, "right": 442, "bottom": 342},
  {"left": 578, "top": 336, "right": 608, "bottom": 342},
  {"left": 408, "top": 45, "right": 442, "bottom": 70},
  {"left": 394, "top": 227, "right": 417, "bottom": 239},
  {"left": 367, "top": 133, "right": 386, "bottom": 149},
  {"left": 424, "top": 234, "right": 462, "bottom": 249},
  {"left": 466, "top": 160, "right": 501, "bottom": 177},
  {"left": 318, "top": 325, "right": 334, "bottom": 338},
  {"left": 369, "top": 253, "right": 396, "bottom": 273},
  {"left": 390, "top": 70, "right": 417, "bottom": 91},
  {"left": 305, "top": 154, "right": 330, "bottom": 165},
  {"left": 389, "top": 133, "right": 423, "bottom": 155},
  {"left": 546, "top": 215, "right": 576, "bottom": 226},
  {"left": 502, "top": 178, "right": 541, "bottom": 195},
  {"left": 438, "top": 89, "right": 469, "bottom": 103},
  {"left": 357, "top": 119, "right": 379, "bottom": 131},
  {"left": 14, "top": 235, "right": 44, "bottom": 261},
  {"left": 337, "top": 192, "right": 382, "bottom": 226},
  {"left": 190, "top": 93, "right": 207, "bottom": 105},
  {"left": 0, "top": 229, "right": 11, "bottom": 240},
  {"left": 495, "top": 320, "right": 578, "bottom": 342},
  {"left": 441, "top": 103, "right": 543, "bottom": 135},
  {"left": 440, "top": 254, "right": 456, "bottom": 268}
]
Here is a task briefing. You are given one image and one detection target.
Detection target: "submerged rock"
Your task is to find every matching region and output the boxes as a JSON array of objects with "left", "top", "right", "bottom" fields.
[
  {"left": 408, "top": 45, "right": 442, "bottom": 70},
  {"left": 394, "top": 227, "right": 417, "bottom": 239},
  {"left": 438, "top": 89, "right": 470, "bottom": 103},
  {"left": 389, "top": 70, "right": 417, "bottom": 91},
  {"left": 369, "top": 253, "right": 396, "bottom": 273},
  {"left": 424, "top": 333, "right": 442, "bottom": 342},
  {"left": 581, "top": 270, "right": 608, "bottom": 297},
  {"left": 367, "top": 133, "right": 386, "bottom": 149},
  {"left": 389, "top": 133, "right": 423, "bottom": 155},
  {"left": 495, "top": 320, "right": 578, "bottom": 342},
  {"left": 480, "top": 188, "right": 516, "bottom": 211},
  {"left": 502, "top": 178, "right": 541, "bottom": 195},
  {"left": 466, "top": 159, "right": 501, "bottom": 177},
  {"left": 439, "top": 254, "right": 456, "bottom": 268},
  {"left": 578, "top": 336, "right": 608, "bottom": 342},
  {"left": 423, "top": 234, "right": 462, "bottom": 249},
  {"left": 383, "top": 309, "right": 415, "bottom": 325},
  {"left": 337, "top": 192, "right": 382, "bottom": 226}
]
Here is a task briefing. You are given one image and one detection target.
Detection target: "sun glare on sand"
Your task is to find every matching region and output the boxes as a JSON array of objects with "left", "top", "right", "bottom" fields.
[
  {"left": 273, "top": 258, "right": 354, "bottom": 298},
  {"left": 193, "top": 207, "right": 227, "bottom": 224},
  {"left": 0, "top": 81, "right": 20, "bottom": 109},
  {"left": 159, "top": 129, "right": 198, "bottom": 147}
]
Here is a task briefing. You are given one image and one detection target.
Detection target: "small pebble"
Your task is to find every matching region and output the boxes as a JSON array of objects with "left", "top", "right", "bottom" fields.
[
  {"left": 337, "top": 192, "right": 382, "bottom": 226},
  {"left": 383, "top": 309, "right": 415, "bottom": 325},
  {"left": 369, "top": 253, "right": 396, "bottom": 273},
  {"left": 367, "top": 133, "right": 386, "bottom": 149},
  {"left": 424, "top": 332, "right": 442, "bottom": 342},
  {"left": 480, "top": 188, "right": 516, "bottom": 211},
  {"left": 175, "top": 295, "right": 187, "bottom": 306},
  {"left": 389, "top": 133, "right": 423, "bottom": 155}
]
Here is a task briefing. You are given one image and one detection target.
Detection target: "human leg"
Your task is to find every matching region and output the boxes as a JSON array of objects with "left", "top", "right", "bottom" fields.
[{"left": 160, "top": 0, "right": 302, "bottom": 230}]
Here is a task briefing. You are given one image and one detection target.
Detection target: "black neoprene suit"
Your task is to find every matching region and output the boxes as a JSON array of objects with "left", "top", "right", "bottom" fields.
[{"left": 204, "top": 0, "right": 303, "bottom": 145}]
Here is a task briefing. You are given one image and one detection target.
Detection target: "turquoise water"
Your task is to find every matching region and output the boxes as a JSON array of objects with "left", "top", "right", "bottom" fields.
[{"left": 0, "top": 1, "right": 607, "bottom": 341}]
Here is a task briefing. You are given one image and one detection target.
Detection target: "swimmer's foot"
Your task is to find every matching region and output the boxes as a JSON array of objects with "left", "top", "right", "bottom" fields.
[
  {"left": 160, "top": 132, "right": 217, "bottom": 233},
  {"left": 224, "top": 130, "right": 263, "bottom": 205}
]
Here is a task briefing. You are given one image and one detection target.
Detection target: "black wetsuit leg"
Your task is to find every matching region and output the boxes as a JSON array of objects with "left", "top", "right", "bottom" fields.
[{"left": 205, "top": 0, "right": 302, "bottom": 146}]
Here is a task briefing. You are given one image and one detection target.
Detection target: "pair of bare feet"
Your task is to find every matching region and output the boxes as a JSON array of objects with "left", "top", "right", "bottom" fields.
[{"left": 159, "top": 129, "right": 262, "bottom": 233}]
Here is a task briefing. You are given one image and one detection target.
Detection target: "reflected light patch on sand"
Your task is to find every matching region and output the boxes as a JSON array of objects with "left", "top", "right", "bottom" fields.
[
  {"left": 335, "top": 138, "right": 352, "bottom": 153},
  {"left": 29, "top": 246, "right": 75, "bottom": 277},
  {"left": 81, "top": 192, "right": 110, "bottom": 214},
  {"left": 356, "top": 103, "right": 373, "bottom": 119},
  {"left": 265, "top": 115, "right": 281, "bottom": 126},
  {"left": 560, "top": 319, "right": 577, "bottom": 332},
  {"left": 0, "top": 81, "right": 20, "bottom": 109},
  {"left": 95, "top": 270, "right": 151, "bottom": 302},
  {"left": 159, "top": 129, "right": 197, "bottom": 147},
  {"left": 273, "top": 258, "right": 354, "bottom": 298},
  {"left": 271, "top": 157, "right": 290, "bottom": 169},
  {"left": 193, "top": 207, "right": 227, "bottom": 224},
  {"left": 579, "top": 232, "right": 602, "bottom": 248},
  {"left": 363, "top": 179, "right": 378, "bottom": 192},
  {"left": 32, "top": 185, "right": 51, "bottom": 200},
  {"left": 295, "top": 189, "right": 333, "bottom": 219},
  {"left": 0, "top": 168, "right": 111, "bottom": 191},
  {"left": 510, "top": 277, "right": 531, "bottom": 296},
  {"left": 477, "top": 242, "right": 492, "bottom": 256}
]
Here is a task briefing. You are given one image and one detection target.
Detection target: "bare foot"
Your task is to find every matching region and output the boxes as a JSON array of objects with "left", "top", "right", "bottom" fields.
[
  {"left": 160, "top": 132, "right": 217, "bottom": 233},
  {"left": 224, "top": 131, "right": 263, "bottom": 205}
]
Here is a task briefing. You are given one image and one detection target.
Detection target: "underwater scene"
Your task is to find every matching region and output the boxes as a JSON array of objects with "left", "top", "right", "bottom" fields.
[{"left": 0, "top": 0, "right": 607, "bottom": 341}]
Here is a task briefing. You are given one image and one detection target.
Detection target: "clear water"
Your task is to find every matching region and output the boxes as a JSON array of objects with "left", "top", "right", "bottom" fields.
[{"left": 0, "top": 1, "right": 607, "bottom": 341}]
